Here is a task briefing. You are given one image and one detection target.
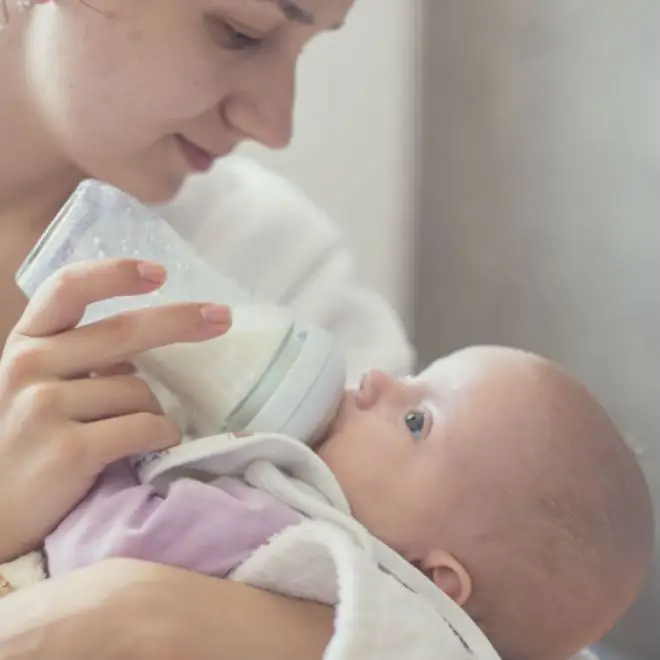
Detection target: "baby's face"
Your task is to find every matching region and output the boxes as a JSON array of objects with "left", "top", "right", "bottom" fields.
[
  {"left": 318, "top": 346, "right": 646, "bottom": 660},
  {"left": 317, "top": 346, "right": 533, "bottom": 559}
]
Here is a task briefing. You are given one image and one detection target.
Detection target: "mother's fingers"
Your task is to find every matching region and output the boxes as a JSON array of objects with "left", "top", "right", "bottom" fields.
[
  {"left": 13, "top": 259, "right": 167, "bottom": 338},
  {"left": 81, "top": 412, "right": 182, "bottom": 469},
  {"left": 61, "top": 375, "right": 163, "bottom": 422},
  {"left": 4, "top": 302, "right": 231, "bottom": 381},
  {"left": 93, "top": 362, "right": 136, "bottom": 378},
  {"left": 45, "top": 302, "right": 230, "bottom": 378},
  {"left": 46, "top": 413, "right": 182, "bottom": 479}
]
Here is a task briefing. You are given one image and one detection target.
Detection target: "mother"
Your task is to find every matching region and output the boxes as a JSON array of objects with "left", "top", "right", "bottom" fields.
[{"left": 0, "top": 0, "right": 414, "bottom": 657}]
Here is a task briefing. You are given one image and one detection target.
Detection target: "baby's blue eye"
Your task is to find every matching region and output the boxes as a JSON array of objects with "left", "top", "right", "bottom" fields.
[{"left": 405, "top": 410, "right": 426, "bottom": 440}]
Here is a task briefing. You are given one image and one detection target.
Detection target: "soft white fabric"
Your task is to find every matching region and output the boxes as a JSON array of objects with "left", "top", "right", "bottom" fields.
[
  {"left": 157, "top": 157, "right": 415, "bottom": 385},
  {"left": 235, "top": 520, "right": 479, "bottom": 660}
]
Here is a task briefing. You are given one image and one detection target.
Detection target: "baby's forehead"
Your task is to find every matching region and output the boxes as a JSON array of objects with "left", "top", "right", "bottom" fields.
[
  {"left": 411, "top": 348, "right": 552, "bottom": 409},
  {"left": 412, "top": 359, "right": 445, "bottom": 388},
  {"left": 416, "top": 346, "right": 547, "bottom": 383},
  {"left": 406, "top": 359, "right": 464, "bottom": 407},
  {"left": 412, "top": 352, "right": 486, "bottom": 391}
]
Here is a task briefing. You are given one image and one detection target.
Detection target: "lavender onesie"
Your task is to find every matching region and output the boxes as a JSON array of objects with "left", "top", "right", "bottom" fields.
[{"left": 46, "top": 460, "right": 300, "bottom": 577}]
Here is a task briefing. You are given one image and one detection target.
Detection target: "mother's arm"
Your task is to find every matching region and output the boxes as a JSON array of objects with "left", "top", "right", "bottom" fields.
[{"left": 0, "top": 559, "right": 333, "bottom": 660}]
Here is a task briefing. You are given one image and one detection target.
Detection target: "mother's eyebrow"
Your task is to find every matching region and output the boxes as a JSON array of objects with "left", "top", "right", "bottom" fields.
[
  {"left": 257, "top": 0, "right": 345, "bottom": 29},
  {"left": 257, "top": 0, "right": 315, "bottom": 25}
]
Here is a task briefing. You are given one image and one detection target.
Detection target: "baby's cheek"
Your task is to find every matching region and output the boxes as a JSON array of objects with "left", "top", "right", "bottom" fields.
[
  {"left": 315, "top": 428, "right": 342, "bottom": 463},
  {"left": 316, "top": 437, "right": 361, "bottom": 497}
]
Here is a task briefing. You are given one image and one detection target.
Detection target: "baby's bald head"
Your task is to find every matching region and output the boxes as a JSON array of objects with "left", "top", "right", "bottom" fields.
[
  {"left": 419, "top": 347, "right": 654, "bottom": 660},
  {"left": 320, "top": 346, "right": 653, "bottom": 659}
]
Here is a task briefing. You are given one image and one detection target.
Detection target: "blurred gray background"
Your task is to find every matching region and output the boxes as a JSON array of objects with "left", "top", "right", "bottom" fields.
[{"left": 415, "top": 2, "right": 660, "bottom": 658}]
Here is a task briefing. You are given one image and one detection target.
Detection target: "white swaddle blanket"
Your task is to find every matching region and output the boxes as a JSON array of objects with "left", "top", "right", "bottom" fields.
[{"left": 234, "top": 519, "right": 479, "bottom": 659}]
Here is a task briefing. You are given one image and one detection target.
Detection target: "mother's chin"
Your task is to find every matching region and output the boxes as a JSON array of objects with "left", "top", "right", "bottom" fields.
[{"left": 83, "top": 139, "right": 209, "bottom": 208}]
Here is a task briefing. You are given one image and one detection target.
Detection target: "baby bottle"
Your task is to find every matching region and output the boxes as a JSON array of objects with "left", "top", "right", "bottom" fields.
[{"left": 16, "top": 180, "right": 346, "bottom": 446}]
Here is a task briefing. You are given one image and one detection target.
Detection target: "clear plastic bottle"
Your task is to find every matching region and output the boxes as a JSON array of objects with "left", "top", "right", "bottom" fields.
[{"left": 16, "top": 180, "right": 346, "bottom": 444}]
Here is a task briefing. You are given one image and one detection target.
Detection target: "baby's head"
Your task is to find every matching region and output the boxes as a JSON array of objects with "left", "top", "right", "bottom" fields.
[{"left": 318, "top": 346, "right": 654, "bottom": 660}]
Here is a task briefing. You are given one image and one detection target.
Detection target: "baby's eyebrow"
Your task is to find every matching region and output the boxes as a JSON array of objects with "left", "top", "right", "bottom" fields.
[
  {"left": 400, "top": 377, "right": 439, "bottom": 413},
  {"left": 426, "top": 401, "right": 441, "bottom": 420}
]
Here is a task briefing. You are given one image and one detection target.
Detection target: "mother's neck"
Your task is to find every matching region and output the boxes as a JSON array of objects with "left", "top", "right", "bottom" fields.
[{"left": 0, "top": 21, "right": 82, "bottom": 245}]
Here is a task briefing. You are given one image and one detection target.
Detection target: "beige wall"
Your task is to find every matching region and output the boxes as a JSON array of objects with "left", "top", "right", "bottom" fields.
[
  {"left": 241, "top": 0, "right": 420, "bottom": 323},
  {"left": 415, "top": 1, "right": 660, "bottom": 657}
]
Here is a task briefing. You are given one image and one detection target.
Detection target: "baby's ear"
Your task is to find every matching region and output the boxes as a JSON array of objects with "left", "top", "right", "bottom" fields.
[{"left": 420, "top": 551, "right": 472, "bottom": 606}]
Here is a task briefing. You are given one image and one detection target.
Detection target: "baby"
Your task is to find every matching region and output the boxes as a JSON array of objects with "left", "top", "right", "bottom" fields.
[{"left": 45, "top": 346, "right": 654, "bottom": 660}]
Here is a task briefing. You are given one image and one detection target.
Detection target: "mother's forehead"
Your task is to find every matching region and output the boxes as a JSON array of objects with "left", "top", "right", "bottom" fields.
[{"left": 254, "top": 0, "right": 315, "bottom": 24}]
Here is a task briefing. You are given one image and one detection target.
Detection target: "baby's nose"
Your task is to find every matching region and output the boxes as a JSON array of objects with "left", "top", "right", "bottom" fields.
[{"left": 358, "top": 369, "right": 401, "bottom": 408}]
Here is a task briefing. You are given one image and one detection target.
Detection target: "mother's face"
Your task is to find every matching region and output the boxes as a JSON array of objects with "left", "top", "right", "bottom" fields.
[{"left": 23, "top": 0, "right": 353, "bottom": 202}]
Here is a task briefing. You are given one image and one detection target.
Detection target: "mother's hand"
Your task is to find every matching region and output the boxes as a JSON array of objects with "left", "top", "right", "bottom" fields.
[
  {"left": 0, "top": 259, "right": 231, "bottom": 561},
  {"left": 0, "top": 560, "right": 334, "bottom": 660}
]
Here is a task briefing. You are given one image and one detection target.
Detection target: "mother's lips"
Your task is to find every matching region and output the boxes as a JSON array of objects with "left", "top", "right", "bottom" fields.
[{"left": 175, "top": 135, "right": 218, "bottom": 173}]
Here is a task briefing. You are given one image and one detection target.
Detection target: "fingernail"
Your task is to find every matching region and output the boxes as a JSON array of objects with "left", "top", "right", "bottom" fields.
[
  {"left": 137, "top": 261, "right": 167, "bottom": 284},
  {"left": 200, "top": 304, "right": 231, "bottom": 325}
]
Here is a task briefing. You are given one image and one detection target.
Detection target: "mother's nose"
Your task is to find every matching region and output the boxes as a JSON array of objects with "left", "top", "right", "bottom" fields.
[{"left": 223, "top": 57, "right": 296, "bottom": 149}]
